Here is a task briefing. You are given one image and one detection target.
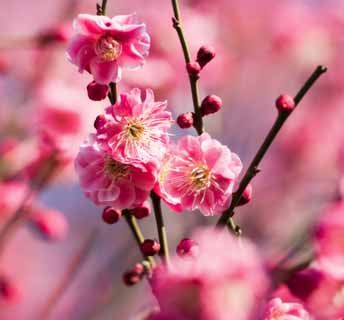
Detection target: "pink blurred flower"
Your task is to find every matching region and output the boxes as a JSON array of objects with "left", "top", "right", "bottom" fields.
[
  {"left": 0, "top": 181, "right": 29, "bottom": 218},
  {"left": 313, "top": 200, "right": 344, "bottom": 279},
  {"left": 28, "top": 205, "right": 68, "bottom": 241},
  {"left": 159, "top": 133, "right": 242, "bottom": 216},
  {"left": 152, "top": 228, "right": 268, "bottom": 320},
  {"left": 66, "top": 13, "right": 150, "bottom": 84},
  {"left": 262, "top": 298, "right": 311, "bottom": 320},
  {"left": 75, "top": 135, "right": 156, "bottom": 209},
  {"left": 98, "top": 88, "right": 172, "bottom": 166}
]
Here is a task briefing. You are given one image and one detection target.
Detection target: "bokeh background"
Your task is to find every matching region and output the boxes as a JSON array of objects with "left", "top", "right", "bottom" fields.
[{"left": 0, "top": 0, "right": 343, "bottom": 319}]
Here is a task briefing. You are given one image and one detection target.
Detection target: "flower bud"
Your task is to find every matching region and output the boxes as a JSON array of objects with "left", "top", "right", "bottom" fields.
[
  {"left": 133, "top": 263, "right": 145, "bottom": 275},
  {"left": 37, "top": 26, "right": 69, "bottom": 46},
  {"left": 123, "top": 270, "right": 142, "bottom": 286},
  {"left": 0, "top": 276, "right": 21, "bottom": 303},
  {"left": 141, "top": 239, "right": 160, "bottom": 256},
  {"left": 275, "top": 94, "right": 295, "bottom": 113},
  {"left": 186, "top": 61, "right": 201, "bottom": 76},
  {"left": 196, "top": 45, "right": 216, "bottom": 68},
  {"left": 132, "top": 201, "right": 151, "bottom": 219},
  {"left": 200, "top": 95, "right": 222, "bottom": 116},
  {"left": 29, "top": 208, "right": 68, "bottom": 241},
  {"left": 102, "top": 207, "right": 121, "bottom": 224},
  {"left": 237, "top": 184, "right": 253, "bottom": 206},
  {"left": 94, "top": 114, "right": 107, "bottom": 132},
  {"left": 87, "top": 81, "right": 109, "bottom": 101},
  {"left": 177, "top": 112, "right": 194, "bottom": 129},
  {"left": 176, "top": 238, "right": 199, "bottom": 258}
]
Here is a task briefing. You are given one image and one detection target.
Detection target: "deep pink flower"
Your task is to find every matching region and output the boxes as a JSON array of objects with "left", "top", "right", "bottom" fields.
[
  {"left": 262, "top": 298, "right": 311, "bottom": 320},
  {"left": 159, "top": 133, "right": 242, "bottom": 216},
  {"left": 75, "top": 135, "right": 156, "bottom": 209},
  {"left": 97, "top": 88, "right": 172, "bottom": 166},
  {"left": 152, "top": 228, "right": 268, "bottom": 320},
  {"left": 66, "top": 14, "right": 150, "bottom": 84}
]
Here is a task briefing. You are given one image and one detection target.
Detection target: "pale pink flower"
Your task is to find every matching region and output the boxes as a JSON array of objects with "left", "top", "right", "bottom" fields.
[
  {"left": 262, "top": 298, "right": 312, "bottom": 320},
  {"left": 75, "top": 135, "right": 156, "bottom": 209},
  {"left": 159, "top": 133, "right": 242, "bottom": 216},
  {"left": 152, "top": 228, "right": 268, "bottom": 320},
  {"left": 66, "top": 14, "right": 150, "bottom": 84},
  {"left": 97, "top": 88, "right": 172, "bottom": 166}
]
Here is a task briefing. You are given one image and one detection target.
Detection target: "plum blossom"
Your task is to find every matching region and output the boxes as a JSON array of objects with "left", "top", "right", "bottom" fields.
[
  {"left": 97, "top": 88, "right": 172, "bottom": 166},
  {"left": 152, "top": 228, "right": 268, "bottom": 320},
  {"left": 75, "top": 135, "right": 156, "bottom": 209},
  {"left": 66, "top": 13, "right": 150, "bottom": 84},
  {"left": 159, "top": 133, "right": 242, "bottom": 216},
  {"left": 262, "top": 298, "right": 312, "bottom": 320}
]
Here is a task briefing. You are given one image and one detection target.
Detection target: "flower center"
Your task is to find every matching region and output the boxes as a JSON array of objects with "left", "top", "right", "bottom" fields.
[
  {"left": 188, "top": 164, "right": 211, "bottom": 192},
  {"left": 125, "top": 118, "right": 146, "bottom": 140},
  {"left": 95, "top": 35, "right": 122, "bottom": 61},
  {"left": 105, "top": 157, "right": 130, "bottom": 180}
]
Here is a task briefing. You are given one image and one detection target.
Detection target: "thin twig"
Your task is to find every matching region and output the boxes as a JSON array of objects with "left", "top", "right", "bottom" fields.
[
  {"left": 171, "top": 0, "right": 203, "bottom": 134},
  {"left": 150, "top": 191, "right": 170, "bottom": 266},
  {"left": 216, "top": 65, "right": 327, "bottom": 228}
]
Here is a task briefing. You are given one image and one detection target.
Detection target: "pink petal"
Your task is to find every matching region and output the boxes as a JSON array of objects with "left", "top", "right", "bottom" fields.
[
  {"left": 90, "top": 59, "right": 121, "bottom": 84},
  {"left": 74, "top": 14, "right": 112, "bottom": 37}
]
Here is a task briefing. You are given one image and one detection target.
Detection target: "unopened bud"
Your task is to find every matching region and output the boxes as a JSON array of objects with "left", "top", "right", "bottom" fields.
[
  {"left": 186, "top": 61, "right": 201, "bottom": 76},
  {"left": 237, "top": 184, "right": 253, "bottom": 206},
  {"left": 196, "top": 45, "right": 216, "bottom": 68},
  {"left": 176, "top": 238, "right": 199, "bottom": 258},
  {"left": 102, "top": 207, "right": 121, "bottom": 224},
  {"left": 200, "top": 95, "right": 222, "bottom": 116},
  {"left": 177, "top": 112, "right": 194, "bottom": 129},
  {"left": 87, "top": 81, "right": 109, "bottom": 101},
  {"left": 275, "top": 94, "right": 295, "bottom": 113},
  {"left": 140, "top": 239, "right": 160, "bottom": 256}
]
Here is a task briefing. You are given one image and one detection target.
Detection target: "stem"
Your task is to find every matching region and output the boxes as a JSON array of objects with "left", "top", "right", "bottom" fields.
[
  {"left": 171, "top": 0, "right": 203, "bottom": 135},
  {"left": 39, "top": 229, "right": 98, "bottom": 319},
  {"left": 101, "top": 0, "right": 108, "bottom": 15},
  {"left": 216, "top": 65, "right": 327, "bottom": 228},
  {"left": 150, "top": 191, "right": 170, "bottom": 266},
  {"left": 123, "top": 210, "right": 155, "bottom": 267},
  {"left": 108, "top": 82, "right": 118, "bottom": 104}
]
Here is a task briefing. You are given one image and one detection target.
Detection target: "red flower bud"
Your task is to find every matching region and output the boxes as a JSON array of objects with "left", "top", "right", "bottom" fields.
[
  {"left": 102, "top": 207, "right": 121, "bottom": 224},
  {"left": 123, "top": 270, "right": 142, "bottom": 286},
  {"left": 140, "top": 239, "right": 160, "bottom": 256},
  {"left": 237, "top": 184, "right": 253, "bottom": 206},
  {"left": 177, "top": 112, "right": 194, "bottom": 129},
  {"left": 186, "top": 61, "right": 201, "bottom": 76},
  {"left": 87, "top": 81, "right": 109, "bottom": 101},
  {"left": 176, "top": 238, "right": 199, "bottom": 258},
  {"left": 196, "top": 45, "right": 216, "bottom": 68},
  {"left": 131, "top": 201, "right": 151, "bottom": 219},
  {"left": 275, "top": 94, "right": 295, "bottom": 113},
  {"left": 200, "top": 95, "right": 222, "bottom": 116},
  {"left": 94, "top": 114, "right": 107, "bottom": 132}
]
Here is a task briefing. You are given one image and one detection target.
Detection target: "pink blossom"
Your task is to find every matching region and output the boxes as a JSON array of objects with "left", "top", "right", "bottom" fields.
[
  {"left": 262, "top": 298, "right": 311, "bottom": 320},
  {"left": 28, "top": 206, "right": 68, "bottom": 241},
  {"left": 66, "top": 13, "right": 150, "bottom": 84},
  {"left": 0, "top": 181, "right": 29, "bottom": 218},
  {"left": 313, "top": 200, "right": 344, "bottom": 279},
  {"left": 159, "top": 133, "right": 242, "bottom": 215},
  {"left": 97, "top": 88, "right": 172, "bottom": 166},
  {"left": 152, "top": 228, "right": 268, "bottom": 320},
  {"left": 75, "top": 135, "right": 156, "bottom": 209}
]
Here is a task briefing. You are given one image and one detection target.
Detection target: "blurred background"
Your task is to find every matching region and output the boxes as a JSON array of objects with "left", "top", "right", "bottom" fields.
[{"left": 0, "top": 0, "right": 343, "bottom": 319}]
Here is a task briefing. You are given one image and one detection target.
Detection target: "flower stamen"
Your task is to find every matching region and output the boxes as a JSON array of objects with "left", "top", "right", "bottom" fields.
[
  {"left": 105, "top": 157, "right": 130, "bottom": 180},
  {"left": 95, "top": 35, "right": 122, "bottom": 61}
]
